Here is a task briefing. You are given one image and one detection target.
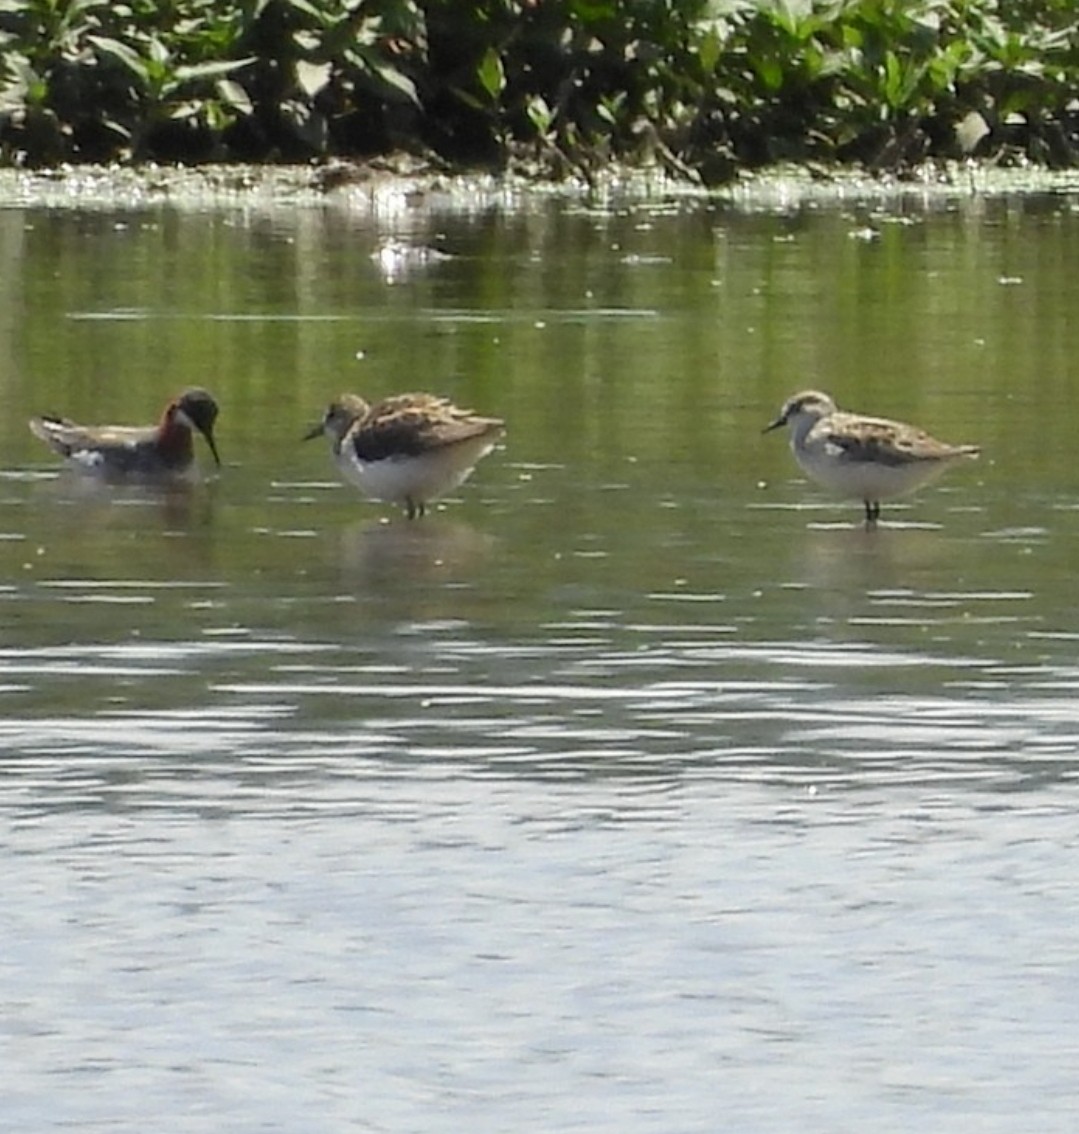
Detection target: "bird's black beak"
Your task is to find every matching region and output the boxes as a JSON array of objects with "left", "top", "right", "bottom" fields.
[
  {"left": 302, "top": 422, "right": 324, "bottom": 442},
  {"left": 762, "top": 415, "right": 786, "bottom": 435},
  {"left": 200, "top": 425, "right": 222, "bottom": 466}
]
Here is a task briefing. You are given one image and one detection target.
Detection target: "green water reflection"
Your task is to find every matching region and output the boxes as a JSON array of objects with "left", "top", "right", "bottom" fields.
[
  {"left": 1, "top": 190, "right": 1078, "bottom": 674},
  {"left": 5, "top": 185, "right": 1079, "bottom": 1134}
]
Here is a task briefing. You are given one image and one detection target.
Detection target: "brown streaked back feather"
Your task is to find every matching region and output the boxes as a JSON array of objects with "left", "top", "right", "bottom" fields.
[
  {"left": 822, "top": 412, "right": 979, "bottom": 467},
  {"left": 352, "top": 393, "right": 504, "bottom": 462}
]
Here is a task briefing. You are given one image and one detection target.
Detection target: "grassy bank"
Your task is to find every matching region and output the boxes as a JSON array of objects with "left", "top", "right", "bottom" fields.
[{"left": 1, "top": 0, "right": 1077, "bottom": 181}]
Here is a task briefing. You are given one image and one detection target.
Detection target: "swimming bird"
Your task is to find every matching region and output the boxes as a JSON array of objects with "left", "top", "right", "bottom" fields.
[
  {"left": 305, "top": 392, "right": 504, "bottom": 519},
  {"left": 764, "top": 389, "right": 979, "bottom": 526},
  {"left": 29, "top": 388, "right": 221, "bottom": 479}
]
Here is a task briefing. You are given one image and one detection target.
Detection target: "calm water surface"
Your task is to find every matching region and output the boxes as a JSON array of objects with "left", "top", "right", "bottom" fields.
[{"left": 2, "top": 183, "right": 1079, "bottom": 1132}]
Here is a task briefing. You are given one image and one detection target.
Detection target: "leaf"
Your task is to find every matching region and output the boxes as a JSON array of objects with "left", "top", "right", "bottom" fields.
[
  {"left": 526, "top": 94, "right": 552, "bottom": 134},
  {"left": 216, "top": 79, "right": 253, "bottom": 115},
  {"left": 955, "top": 109, "right": 989, "bottom": 154},
  {"left": 840, "top": 24, "right": 863, "bottom": 51},
  {"left": 175, "top": 58, "right": 258, "bottom": 84},
  {"left": 754, "top": 56, "right": 784, "bottom": 92},
  {"left": 595, "top": 100, "right": 616, "bottom": 126},
  {"left": 86, "top": 35, "right": 150, "bottom": 85},
  {"left": 882, "top": 49, "right": 903, "bottom": 108},
  {"left": 449, "top": 84, "right": 484, "bottom": 112},
  {"left": 370, "top": 60, "right": 419, "bottom": 105},
  {"left": 345, "top": 45, "right": 420, "bottom": 105},
  {"left": 0, "top": 57, "right": 32, "bottom": 113},
  {"left": 149, "top": 38, "right": 170, "bottom": 68},
  {"left": 698, "top": 28, "right": 722, "bottom": 75},
  {"left": 769, "top": 0, "right": 816, "bottom": 40},
  {"left": 477, "top": 47, "right": 505, "bottom": 101},
  {"left": 278, "top": 0, "right": 328, "bottom": 23},
  {"left": 296, "top": 60, "right": 331, "bottom": 98},
  {"left": 97, "top": 117, "right": 132, "bottom": 142},
  {"left": 168, "top": 99, "right": 202, "bottom": 122},
  {"left": 567, "top": 0, "right": 618, "bottom": 21}
]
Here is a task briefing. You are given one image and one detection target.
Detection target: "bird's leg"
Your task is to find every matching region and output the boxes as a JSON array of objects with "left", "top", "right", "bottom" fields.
[
  {"left": 406, "top": 497, "right": 417, "bottom": 520},
  {"left": 864, "top": 500, "right": 880, "bottom": 528}
]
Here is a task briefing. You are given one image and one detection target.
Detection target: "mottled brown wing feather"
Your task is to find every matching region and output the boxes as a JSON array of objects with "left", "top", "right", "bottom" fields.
[
  {"left": 824, "top": 417, "right": 966, "bottom": 466},
  {"left": 352, "top": 395, "right": 503, "bottom": 461}
]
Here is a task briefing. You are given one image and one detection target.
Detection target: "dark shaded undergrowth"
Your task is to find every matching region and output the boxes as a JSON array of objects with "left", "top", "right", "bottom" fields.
[{"left": 2, "top": 0, "right": 1078, "bottom": 182}]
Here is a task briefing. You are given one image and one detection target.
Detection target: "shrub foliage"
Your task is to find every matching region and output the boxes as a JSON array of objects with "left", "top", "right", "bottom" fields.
[{"left": 1, "top": 0, "right": 1078, "bottom": 177}]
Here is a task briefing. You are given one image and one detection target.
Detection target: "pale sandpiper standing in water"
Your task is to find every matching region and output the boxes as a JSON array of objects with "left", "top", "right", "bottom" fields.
[
  {"left": 764, "top": 389, "right": 979, "bottom": 527},
  {"left": 29, "top": 388, "right": 221, "bottom": 480},
  {"left": 305, "top": 392, "right": 504, "bottom": 519}
]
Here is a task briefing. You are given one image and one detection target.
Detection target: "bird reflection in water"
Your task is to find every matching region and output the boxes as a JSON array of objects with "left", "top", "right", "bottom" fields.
[{"left": 335, "top": 517, "right": 496, "bottom": 591}]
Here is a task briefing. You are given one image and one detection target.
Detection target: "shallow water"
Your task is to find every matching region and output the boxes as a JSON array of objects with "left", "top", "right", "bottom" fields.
[{"left": 2, "top": 183, "right": 1079, "bottom": 1131}]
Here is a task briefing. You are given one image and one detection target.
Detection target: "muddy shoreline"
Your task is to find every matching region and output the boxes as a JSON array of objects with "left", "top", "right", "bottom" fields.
[{"left": 3, "top": 158, "right": 1079, "bottom": 214}]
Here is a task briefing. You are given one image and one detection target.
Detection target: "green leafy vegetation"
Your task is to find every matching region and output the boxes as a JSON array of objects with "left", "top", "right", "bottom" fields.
[{"left": 1, "top": 0, "right": 1077, "bottom": 178}]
